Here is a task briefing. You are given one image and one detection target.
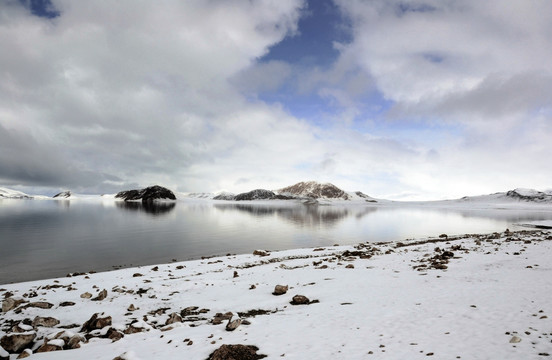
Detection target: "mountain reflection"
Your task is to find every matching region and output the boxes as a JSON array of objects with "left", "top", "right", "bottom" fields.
[
  {"left": 213, "top": 203, "right": 378, "bottom": 228},
  {"left": 115, "top": 201, "right": 176, "bottom": 215}
]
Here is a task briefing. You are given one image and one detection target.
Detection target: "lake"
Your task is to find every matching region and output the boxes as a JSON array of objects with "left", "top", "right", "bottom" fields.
[{"left": 1, "top": 199, "right": 552, "bottom": 284}]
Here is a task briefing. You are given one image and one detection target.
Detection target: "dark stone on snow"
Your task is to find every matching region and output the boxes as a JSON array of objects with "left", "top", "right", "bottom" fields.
[
  {"left": 81, "top": 314, "right": 112, "bottom": 332},
  {"left": 206, "top": 344, "right": 267, "bottom": 360},
  {"left": 0, "top": 333, "right": 36, "bottom": 354}
]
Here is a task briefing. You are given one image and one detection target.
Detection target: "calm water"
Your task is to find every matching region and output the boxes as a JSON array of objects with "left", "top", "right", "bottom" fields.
[{"left": 1, "top": 199, "right": 552, "bottom": 284}]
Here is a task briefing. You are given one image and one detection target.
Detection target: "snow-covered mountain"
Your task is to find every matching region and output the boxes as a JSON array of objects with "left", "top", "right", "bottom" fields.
[
  {"left": 457, "top": 188, "right": 552, "bottom": 203},
  {"left": 278, "top": 181, "right": 349, "bottom": 200},
  {"left": 276, "top": 181, "right": 378, "bottom": 202},
  {"left": 0, "top": 187, "right": 33, "bottom": 199}
]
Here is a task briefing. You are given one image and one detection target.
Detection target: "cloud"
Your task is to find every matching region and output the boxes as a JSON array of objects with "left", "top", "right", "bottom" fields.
[
  {"left": 336, "top": 0, "right": 552, "bottom": 109},
  {"left": 1, "top": 0, "right": 551, "bottom": 200},
  {"left": 0, "top": 0, "right": 309, "bottom": 193}
]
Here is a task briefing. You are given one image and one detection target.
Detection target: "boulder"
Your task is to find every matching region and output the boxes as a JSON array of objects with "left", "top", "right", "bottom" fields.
[
  {"left": 225, "top": 319, "right": 242, "bottom": 332},
  {"left": 67, "top": 335, "right": 85, "bottom": 349},
  {"left": 35, "top": 342, "right": 62, "bottom": 353},
  {"left": 272, "top": 285, "right": 288, "bottom": 296},
  {"left": 81, "top": 314, "right": 112, "bottom": 332},
  {"left": 105, "top": 328, "right": 124, "bottom": 342},
  {"left": 91, "top": 289, "right": 108, "bottom": 301},
  {"left": 207, "top": 344, "right": 267, "bottom": 360},
  {"left": 212, "top": 312, "right": 233, "bottom": 325},
  {"left": 165, "top": 312, "right": 182, "bottom": 325},
  {"left": 15, "top": 349, "right": 32, "bottom": 359},
  {"left": 290, "top": 295, "right": 310, "bottom": 305},
  {"left": 32, "top": 316, "right": 60, "bottom": 328},
  {"left": 0, "top": 333, "right": 36, "bottom": 353},
  {"left": 2, "top": 298, "right": 26, "bottom": 313}
]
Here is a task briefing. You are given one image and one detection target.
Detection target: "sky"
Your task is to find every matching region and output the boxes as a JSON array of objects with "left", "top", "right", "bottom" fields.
[{"left": 1, "top": 0, "right": 551, "bottom": 200}]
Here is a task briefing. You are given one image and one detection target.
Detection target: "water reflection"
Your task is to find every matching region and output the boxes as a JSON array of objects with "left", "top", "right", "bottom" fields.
[
  {"left": 213, "top": 203, "right": 379, "bottom": 227},
  {"left": 115, "top": 201, "right": 176, "bottom": 215}
]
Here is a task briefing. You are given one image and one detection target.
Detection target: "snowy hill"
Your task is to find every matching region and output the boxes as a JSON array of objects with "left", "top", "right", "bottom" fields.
[
  {"left": 278, "top": 181, "right": 350, "bottom": 200},
  {"left": 458, "top": 188, "right": 552, "bottom": 204},
  {"left": 276, "top": 181, "right": 378, "bottom": 203},
  {"left": 0, "top": 187, "right": 33, "bottom": 199}
]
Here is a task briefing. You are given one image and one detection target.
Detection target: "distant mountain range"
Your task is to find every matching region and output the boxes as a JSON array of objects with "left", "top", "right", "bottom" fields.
[{"left": 1, "top": 183, "right": 551, "bottom": 204}]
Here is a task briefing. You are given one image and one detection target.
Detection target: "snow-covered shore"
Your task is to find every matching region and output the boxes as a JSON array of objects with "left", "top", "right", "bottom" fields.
[{"left": 1, "top": 230, "right": 551, "bottom": 359}]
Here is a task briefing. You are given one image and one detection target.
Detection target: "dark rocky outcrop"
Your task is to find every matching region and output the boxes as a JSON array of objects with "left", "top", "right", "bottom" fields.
[
  {"left": 53, "top": 191, "right": 71, "bottom": 198},
  {"left": 115, "top": 185, "right": 176, "bottom": 203},
  {"left": 206, "top": 344, "right": 267, "bottom": 360},
  {"left": 234, "top": 189, "right": 276, "bottom": 201}
]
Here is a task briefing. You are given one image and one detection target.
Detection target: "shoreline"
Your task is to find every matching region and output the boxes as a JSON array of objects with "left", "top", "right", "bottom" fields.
[{"left": 1, "top": 229, "right": 551, "bottom": 359}]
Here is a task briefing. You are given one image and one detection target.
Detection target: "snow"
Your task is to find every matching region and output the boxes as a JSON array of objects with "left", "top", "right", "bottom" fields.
[
  {"left": 1, "top": 229, "right": 551, "bottom": 359},
  {"left": 0, "top": 187, "right": 33, "bottom": 199}
]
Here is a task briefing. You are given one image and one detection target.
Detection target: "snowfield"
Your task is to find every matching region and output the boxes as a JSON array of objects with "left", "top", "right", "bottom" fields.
[{"left": 1, "top": 230, "right": 551, "bottom": 359}]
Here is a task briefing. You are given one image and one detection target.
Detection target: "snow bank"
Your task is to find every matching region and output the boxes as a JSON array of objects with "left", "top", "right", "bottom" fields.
[{"left": 1, "top": 230, "right": 551, "bottom": 359}]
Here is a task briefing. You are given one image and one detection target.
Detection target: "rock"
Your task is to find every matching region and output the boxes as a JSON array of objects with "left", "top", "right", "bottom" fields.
[
  {"left": 233, "top": 271, "right": 239, "bottom": 278},
  {"left": 272, "top": 285, "right": 288, "bottom": 296},
  {"left": 59, "top": 301, "right": 75, "bottom": 307},
  {"left": 127, "top": 304, "right": 137, "bottom": 312},
  {"left": 165, "top": 312, "right": 182, "bottom": 325},
  {"left": 509, "top": 335, "right": 522, "bottom": 343},
  {"left": 2, "top": 298, "right": 26, "bottom": 313},
  {"left": 16, "top": 349, "right": 32, "bottom": 359},
  {"left": 207, "top": 344, "right": 267, "bottom": 360},
  {"left": 36, "top": 340, "right": 63, "bottom": 353},
  {"left": 22, "top": 301, "right": 53, "bottom": 310},
  {"left": 67, "top": 335, "right": 84, "bottom": 349},
  {"left": 345, "top": 264, "right": 355, "bottom": 269},
  {"left": 81, "top": 314, "right": 112, "bottom": 332},
  {"left": 124, "top": 325, "right": 145, "bottom": 334},
  {"left": 225, "top": 319, "right": 242, "bottom": 331},
  {"left": 253, "top": 250, "right": 270, "bottom": 257},
  {"left": 115, "top": 185, "right": 176, "bottom": 203},
  {"left": 32, "top": 316, "right": 60, "bottom": 328},
  {"left": 80, "top": 292, "right": 92, "bottom": 299},
  {"left": 212, "top": 312, "right": 233, "bottom": 325},
  {"left": 91, "top": 289, "right": 108, "bottom": 301},
  {"left": 290, "top": 295, "right": 310, "bottom": 305},
  {"left": 234, "top": 189, "right": 277, "bottom": 201},
  {"left": 53, "top": 191, "right": 71, "bottom": 198},
  {"left": 12, "top": 324, "right": 33, "bottom": 333},
  {"left": 0, "top": 333, "right": 36, "bottom": 353},
  {"left": 106, "top": 328, "right": 124, "bottom": 342}
]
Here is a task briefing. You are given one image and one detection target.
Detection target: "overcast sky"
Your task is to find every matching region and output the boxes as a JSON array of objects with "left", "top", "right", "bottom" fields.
[{"left": 1, "top": 0, "right": 551, "bottom": 200}]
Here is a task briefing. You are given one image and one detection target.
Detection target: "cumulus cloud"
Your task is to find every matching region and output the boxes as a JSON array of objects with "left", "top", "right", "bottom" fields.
[
  {"left": 0, "top": 0, "right": 310, "bottom": 193},
  {"left": 1, "top": 0, "right": 551, "bottom": 200}
]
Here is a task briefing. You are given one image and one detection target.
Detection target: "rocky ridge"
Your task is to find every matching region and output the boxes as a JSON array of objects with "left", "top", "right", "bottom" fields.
[{"left": 115, "top": 185, "right": 176, "bottom": 203}]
